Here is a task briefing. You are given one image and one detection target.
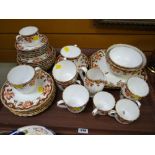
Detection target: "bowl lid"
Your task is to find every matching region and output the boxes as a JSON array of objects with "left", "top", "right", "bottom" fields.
[
  {"left": 109, "top": 45, "right": 143, "bottom": 68},
  {"left": 60, "top": 45, "right": 81, "bottom": 58},
  {"left": 127, "top": 77, "right": 149, "bottom": 97}
]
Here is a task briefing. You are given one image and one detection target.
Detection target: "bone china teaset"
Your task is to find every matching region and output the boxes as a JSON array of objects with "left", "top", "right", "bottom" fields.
[{"left": 0, "top": 26, "right": 150, "bottom": 125}]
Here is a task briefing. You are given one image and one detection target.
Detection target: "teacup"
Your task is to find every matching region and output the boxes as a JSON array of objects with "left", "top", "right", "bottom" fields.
[
  {"left": 92, "top": 91, "right": 115, "bottom": 116},
  {"left": 108, "top": 99, "right": 140, "bottom": 124},
  {"left": 7, "top": 65, "right": 40, "bottom": 94},
  {"left": 80, "top": 67, "right": 106, "bottom": 97},
  {"left": 60, "top": 45, "right": 81, "bottom": 62},
  {"left": 16, "top": 26, "right": 40, "bottom": 46},
  {"left": 57, "top": 84, "right": 89, "bottom": 113},
  {"left": 52, "top": 60, "right": 81, "bottom": 90},
  {"left": 121, "top": 76, "right": 149, "bottom": 101}
]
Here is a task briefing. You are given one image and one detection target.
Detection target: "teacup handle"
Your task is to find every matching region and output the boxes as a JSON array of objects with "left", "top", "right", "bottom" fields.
[
  {"left": 16, "top": 35, "right": 22, "bottom": 42},
  {"left": 79, "top": 67, "right": 88, "bottom": 81},
  {"left": 35, "top": 67, "right": 41, "bottom": 71},
  {"left": 108, "top": 110, "right": 117, "bottom": 118},
  {"left": 75, "top": 80, "right": 81, "bottom": 85},
  {"left": 135, "top": 100, "right": 141, "bottom": 108},
  {"left": 92, "top": 108, "right": 99, "bottom": 116},
  {"left": 57, "top": 100, "right": 67, "bottom": 108}
]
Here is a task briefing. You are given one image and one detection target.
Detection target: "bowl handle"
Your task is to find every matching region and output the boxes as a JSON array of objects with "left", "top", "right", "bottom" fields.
[
  {"left": 108, "top": 110, "right": 117, "bottom": 118},
  {"left": 57, "top": 100, "right": 67, "bottom": 109}
]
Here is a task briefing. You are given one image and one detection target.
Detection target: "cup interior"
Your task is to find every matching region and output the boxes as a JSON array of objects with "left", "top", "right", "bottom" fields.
[
  {"left": 116, "top": 99, "right": 140, "bottom": 121},
  {"left": 87, "top": 68, "right": 105, "bottom": 81},
  {"left": 109, "top": 45, "right": 143, "bottom": 68},
  {"left": 63, "top": 84, "right": 89, "bottom": 107},
  {"left": 52, "top": 60, "right": 77, "bottom": 82},
  {"left": 19, "top": 26, "right": 38, "bottom": 36},
  {"left": 93, "top": 91, "right": 115, "bottom": 111},
  {"left": 60, "top": 45, "right": 81, "bottom": 58},
  {"left": 7, "top": 65, "right": 35, "bottom": 85},
  {"left": 127, "top": 77, "right": 149, "bottom": 97}
]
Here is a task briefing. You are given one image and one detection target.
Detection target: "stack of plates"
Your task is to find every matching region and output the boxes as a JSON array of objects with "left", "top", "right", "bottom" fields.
[
  {"left": 0, "top": 69, "right": 56, "bottom": 116},
  {"left": 15, "top": 29, "right": 56, "bottom": 70}
]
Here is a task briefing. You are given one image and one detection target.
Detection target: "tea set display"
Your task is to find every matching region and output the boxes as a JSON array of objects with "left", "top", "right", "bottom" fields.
[{"left": 0, "top": 26, "right": 150, "bottom": 125}]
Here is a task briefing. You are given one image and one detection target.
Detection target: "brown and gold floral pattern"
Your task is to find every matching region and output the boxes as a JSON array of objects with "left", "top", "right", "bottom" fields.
[
  {"left": 15, "top": 34, "right": 48, "bottom": 52},
  {"left": 122, "top": 84, "right": 142, "bottom": 100},
  {"left": 17, "top": 47, "right": 56, "bottom": 71},
  {"left": 68, "top": 105, "right": 86, "bottom": 113}
]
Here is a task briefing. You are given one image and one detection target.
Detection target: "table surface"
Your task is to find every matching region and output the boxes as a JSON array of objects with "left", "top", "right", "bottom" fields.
[{"left": 0, "top": 49, "right": 155, "bottom": 135}]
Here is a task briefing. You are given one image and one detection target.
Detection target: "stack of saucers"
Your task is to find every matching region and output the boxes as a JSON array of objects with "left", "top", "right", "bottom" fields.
[
  {"left": 0, "top": 65, "right": 56, "bottom": 117},
  {"left": 15, "top": 26, "right": 56, "bottom": 70}
]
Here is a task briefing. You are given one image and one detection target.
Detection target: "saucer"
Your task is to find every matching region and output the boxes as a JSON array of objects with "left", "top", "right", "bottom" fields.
[
  {"left": 1, "top": 69, "right": 55, "bottom": 111},
  {"left": 15, "top": 34, "right": 48, "bottom": 51},
  {"left": 56, "top": 53, "right": 89, "bottom": 71},
  {"left": 90, "top": 49, "right": 147, "bottom": 88},
  {"left": 11, "top": 125, "right": 55, "bottom": 135}
]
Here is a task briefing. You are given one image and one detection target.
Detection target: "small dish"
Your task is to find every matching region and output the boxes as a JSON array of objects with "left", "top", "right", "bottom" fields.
[
  {"left": 108, "top": 44, "right": 143, "bottom": 69},
  {"left": 11, "top": 125, "right": 55, "bottom": 135}
]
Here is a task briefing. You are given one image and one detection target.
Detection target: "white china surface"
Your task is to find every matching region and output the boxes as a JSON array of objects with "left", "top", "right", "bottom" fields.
[
  {"left": 19, "top": 26, "right": 38, "bottom": 36},
  {"left": 127, "top": 77, "right": 149, "bottom": 97},
  {"left": 60, "top": 45, "right": 81, "bottom": 58},
  {"left": 90, "top": 49, "right": 147, "bottom": 88},
  {"left": 63, "top": 84, "right": 89, "bottom": 107},
  {"left": 1, "top": 69, "right": 54, "bottom": 110},
  {"left": 116, "top": 99, "right": 140, "bottom": 121},
  {"left": 87, "top": 68, "right": 105, "bottom": 81},
  {"left": 7, "top": 65, "right": 34, "bottom": 85},
  {"left": 16, "top": 125, "right": 54, "bottom": 135},
  {"left": 53, "top": 60, "right": 76, "bottom": 82},
  {"left": 93, "top": 91, "right": 115, "bottom": 111},
  {"left": 109, "top": 46, "right": 143, "bottom": 68}
]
